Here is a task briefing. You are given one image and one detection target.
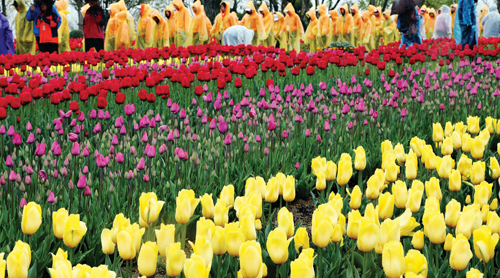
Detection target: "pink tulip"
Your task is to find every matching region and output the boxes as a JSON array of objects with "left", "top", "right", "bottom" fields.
[
  {"left": 137, "top": 157, "right": 145, "bottom": 170},
  {"left": 116, "top": 153, "right": 124, "bottom": 163},
  {"left": 5, "top": 155, "right": 13, "bottom": 167},
  {"left": 147, "top": 145, "right": 156, "bottom": 158},
  {"left": 93, "top": 123, "right": 102, "bottom": 133},
  {"left": 53, "top": 145, "right": 62, "bottom": 156},
  {"left": 192, "top": 134, "right": 197, "bottom": 141},
  {"left": 25, "top": 176, "right": 31, "bottom": 185},
  {"left": 142, "top": 132, "right": 148, "bottom": 142},
  {"left": 267, "top": 120, "right": 276, "bottom": 131},
  {"left": 401, "top": 108, "right": 407, "bottom": 117},
  {"left": 35, "top": 143, "right": 46, "bottom": 156},
  {"left": 96, "top": 154, "right": 108, "bottom": 168},
  {"left": 305, "top": 129, "right": 311, "bottom": 137},
  {"left": 324, "top": 121, "right": 330, "bottom": 131},
  {"left": 7, "top": 126, "right": 15, "bottom": 136},
  {"left": 84, "top": 186, "right": 91, "bottom": 196},
  {"left": 218, "top": 120, "right": 228, "bottom": 134},
  {"left": 78, "top": 112, "right": 85, "bottom": 122},
  {"left": 26, "top": 133, "right": 34, "bottom": 144},
  {"left": 60, "top": 167, "right": 68, "bottom": 177},
  {"left": 244, "top": 144, "right": 250, "bottom": 152},
  {"left": 47, "top": 192, "right": 55, "bottom": 203},
  {"left": 124, "top": 104, "right": 135, "bottom": 115},
  {"left": 111, "top": 135, "right": 119, "bottom": 145},
  {"left": 149, "top": 118, "right": 156, "bottom": 128},
  {"left": 90, "top": 109, "right": 97, "bottom": 119},
  {"left": 143, "top": 174, "right": 150, "bottom": 182},
  {"left": 282, "top": 130, "right": 288, "bottom": 138},
  {"left": 223, "top": 133, "right": 232, "bottom": 145},
  {"left": 127, "top": 170, "right": 134, "bottom": 179},
  {"left": 8, "top": 170, "right": 17, "bottom": 181},
  {"left": 130, "top": 146, "right": 137, "bottom": 155},
  {"left": 77, "top": 175, "right": 87, "bottom": 189},
  {"left": 264, "top": 148, "right": 269, "bottom": 155},
  {"left": 20, "top": 198, "right": 27, "bottom": 208},
  {"left": 179, "top": 108, "right": 187, "bottom": 119},
  {"left": 26, "top": 122, "right": 32, "bottom": 131}
]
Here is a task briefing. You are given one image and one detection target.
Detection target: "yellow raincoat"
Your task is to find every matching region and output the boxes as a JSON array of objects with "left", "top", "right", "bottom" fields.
[
  {"left": 211, "top": 1, "right": 238, "bottom": 44},
  {"left": 186, "top": 1, "right": 209, "bottom": 46},
  {"left": 317, "top": 4, "right": 330, "bottom": 49},
  {"left": 81, "top": 4, "right": 88, "bottom": 50},
  {"left": 115, "top": 11, "right": 131, "bottom": 49},
  {"left": 359, "top": 11, "right": 373, "bottom": 49},
  {"left": 258, "top": 3, "right": 274, "bottom": 46},
  {"left": 204, "top": 9, "right": 213, "bottom": 39},
  {"left": 479, "top": 5, "right": 488, "bottom": 36},
  {"left": 239, "top": 1, "right": 266, "bottom": 45},
  {"left": 14, "top": 0, "right": 36, "bottom": 54},
  {"left": 382, "top": 10, "right": 398, "bottom": 44},
  {"left": 350, "top": 3, "right": 361, "bottom": 47},
  {"left": 368, "top": 5, "right": 384, "bottom": 49},
  {"left": 104, "top": 3, "right": 120, "bottom": 51},
  {"left": 151, "top": 10, "right": 168, "bottom": 48},
  {"left": 136, "top": 4, "right": 155, "bottom": 49},
  {"left": 164, "top": 5, "right": 176, "bottom": 46},
  {"left": 338, "top": 4, "right": 353, "bottom": 42},
  {"left": 450, "top": 4, "right": 457, "bottom": 36},
  {"left": 284, "top": 3, "right": 304, "bottom": 52},
  {"left": 271, "top": 12, "right": 286, "bottom": 49},
  {"left": 55, "top": 0, "right": 70, "bottom": 53},
  {"left": 173, "top": 0, "right": 191, "bottom": 47},
  {"left": 116, "top": 0, "right": 136, "bottom": 43},
  {"left": 425, "top": 8, "right": 436, "bottom": 39},
  {"left": 421, "top": 5, "right": 430, "bottom": 25},
  {"left": 304, "top": 10, "right": 318, "bottom": 52},
  {"left": 328, "top": 10, "right": 339, "bottom": 44}
]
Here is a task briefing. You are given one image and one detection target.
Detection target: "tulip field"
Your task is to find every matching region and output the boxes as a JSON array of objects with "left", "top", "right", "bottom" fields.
[{"left": 1, "top": 37, "right": 500, "bottom": 278}]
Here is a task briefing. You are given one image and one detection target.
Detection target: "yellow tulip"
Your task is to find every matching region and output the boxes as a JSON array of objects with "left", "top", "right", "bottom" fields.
[
  {"left": 357, "top": 217, "right": 380, "bottom": 252},
  {"left": 396, "top": 208, "right": 420, "bottom": 236},
  {"left": 347, "top": 185, "right": 362, "bottom": 210},
  {"left": 347, "top": 210, "right": 362, "bottom": 239},
  {"left": 441, "top": 137, "right": 453, "bottom": 155},
  {"left": 312, "top": 210, "right": 334, "bottom": 248},
  {"left": 111, "top": 213, "right": 130, "bottom": 244},
  {"left": 433, "top": 123, "right": 444, "bottom": 142},
  {"left": 278, "top": 207, "right": 294, "bottom": 238},
  {"left": 166, "top": 243, "right": 186, "bottom": 277},
  {"left": 410, "top": 137, "right": 424, "bottom": 157},
  {"left": 449, "top": 169, "right": 462, "bottom": 192},
  {"left": 315, "top": 171, "right": 326, "bottom": 191},
  {"left": 425, "top": 177, "right": 442, "bottom": 201},
  {"left": 294, "top": 227, "right": 310, "bottom": 252},
  {"left": 467, "top": 116, "right": 480, "bottom": 134},
  {"left": 332, "top": 224, "right": 343, "bottom": 243},
  {"left": 381, "top": 140, "right": 393, "bottom": 154},
  {"left": 50, "top": 248, "right": 68, "bottom": 270},
  {"left": 485, "top": 117, "right": 496, "bottom": 134},
  {"left": 462, "top": 133, "right": 472, "bottom": 153},
  {"left": 63, "top": 214, "right": 87, "bottom": 248},
  {"left": 354, "top": 146, "right": 366, "bottom": 170},
  {"left": 375, "top": 240, "right": 383, "bottom": 255},
  {"left": 53, "top": 208, "right": 69, "bottom": 239},
  {"left": 452, "top": 131, "right": 462, "bottom": 149},
  {"left": 267, "top": 227, "right": 293, "bottom": 264},
  {"left": 225, "top": 222, "right": 245, "bottom": 257},
  {"left": 380, "top": 219, "right": 400, "bottom": 246},
  {"left": 466, "top": 268, "right": 484, "bottom": 278},
  {"left": 443, "top": 233, "right": 454, "bottom": 252},
  {"left": 175, "top": 189, "right": 200, "bottom": 224},
  {"left": 445, "top": 199, "right": 461, "bottom": 229},
  {"left": 48, "top": 258, "right": 72, "bottom": 278},
  {"left": 481, "top": 205, "right": 489, "bottom": 223},
  {"left": 239, "top": 241, "right": 266, "bottom": 278},
  {"left": 406, "top": 184, "right": 424, "bottom": 213},
  {"left": 394, "top": 143, "right": 406, "bottom": 164},
  {"left": 404, "top": 249, "right": 428, "bottom": 278},
  {"left": 450, "top": 234, "right": 473, "bottom": 271},
  {"left": 490, "top": 157, "right": 500, "bottom": 179},
  {"left": 473, "top": 225, "right": 499, "bottom": 263},
  {"left": 21, "top": 202, "right": 42, "bottom": 235},
  {"left": 7, "top": 243, "right": 30, "bottom": 278},
  {"left": 240, "top": 210, "right": 256, "bottom": 241},
  {"left": 392, "top": 181, "right": 408, "bottom": 209},
  {"left": 283, "top": 175, "right": 296, "bottom": 202},
  {"left": 254, "top": 177, "right": 267, "bottom": 198},
  {"left": 405, "top": 160, "right": 417, "bottom": 180},
  {"left": 364, "top": 203, "right": 380, "bottom": 227},
  {"left": 139, "top": 192, "right": 165, "bottom": 226},
  {"left": 374, "top": 169, "right": 386, "bottom": 192},
  {"left": 325, "top": 161, "right": 337, "bottom": 181},
  {"left": 87, "top": 265, "right": 116, "bottom": 278},
  {"left": 457, "top": 154, "right": 472, "bottom": 178},
  {"left": 0, "top": 253, "right": 5, "bottom": 278},
  {"left": 337, "top": 158, "right": 352, "bottom": 186},
  {"left": 220, "top": 184, "right": 235, "bottom": 208},
  {"left": 212, "top": 226, "right": 226, "bottom": 255},
  {"left": 411, "top": 230, "right": 424, "bottom": 250},
  {"left": 138, "top": 241, "right": 158, "bottom": 277},
  {"left": 276, "top": 172, "right": 286, "bottom": 196},
  {"left": 474, "top": 181, "right": 492, "bottom": 207},
  {"left": 184, "top": 254, "right": 211, "bottom": 278},
  {"left": 117, "top": 226, "right": 136, "bottom": 260},
  {"left": 444, "top": 121, "right": 454, "bottom": 137},
  {"left": 487, "top": 211, "right": 500, "bottom": 234},
  {"left": 265, "top": 178, "right": 280, "bottom": 202},
  {"left": 101, "top": 228, "right": 115, "bottom": 255},
  {"left": 384, "top": 159, "right": 398, "bottom": 183},
  {"left": 456, "top": 208, "right": 477, "bottom": 239},
  {"left": 378, "top": 193, "right": 394, "bottom": 220},
  {"left": 214, "top": 199, "right": 229, "bottom": 227},
  {"left": 189, "top": 236, "right": 213, "bottom": 268},
  {"left": 245, "top": 177, "right": 257, "bottom": 196},
  {"left": 155, "top": 224, "right": 175, "bottom": 258},
  {"left": 382, "top": 241, "right": 404, "bottom": 278},
  {"left": 366, "top": 175, "right": 380, "bottom": 200},
  {"left": 471, "top": 137, "right": 485, "bottom": 159},
  {"left": 201, "top": 194, "right": 215, "bottom": 219},
  {"left": 491, "top": 198, "right": 498, "bottom": 210},
  {"left": 290, "top": 248, "right": 315, "bottom": 278},
  {"left": 196, "top": 218, "right": 216, "bottom": 243},
  {"left": 438, "top": 155, "right": 453, "bottom": 179},
  {"left": 311, "top": 156, "right": 327, "bottom": 176},
  {"left": 423, "top": 211, "right": 446, "bottom": 244},
  {"left": 478, "top": 128, "right": 490, "bottom": 146}
]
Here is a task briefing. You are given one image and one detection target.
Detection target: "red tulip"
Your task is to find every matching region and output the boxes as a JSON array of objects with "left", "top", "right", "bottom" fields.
[{"left": 97, "top": 97, "right": 107, "bottom": 109}]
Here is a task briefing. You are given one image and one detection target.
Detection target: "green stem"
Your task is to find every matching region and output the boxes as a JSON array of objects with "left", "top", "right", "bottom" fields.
[
  {"left": 358, "top": 171, "right": 363, "bottom": 194},
  {"left": 317, "top": 248, "right": 323, "bottom": 278},
  {"left": 362, "top": 251, "right": 367, "bottom": 278},
  {"left": 181, "top": 223, "right": 187, "bottom": 250}
]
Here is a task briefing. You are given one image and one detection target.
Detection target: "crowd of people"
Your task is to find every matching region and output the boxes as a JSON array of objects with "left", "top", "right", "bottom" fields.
[{"left": 1, "top": 0, "right": 500, "bottom": 56}]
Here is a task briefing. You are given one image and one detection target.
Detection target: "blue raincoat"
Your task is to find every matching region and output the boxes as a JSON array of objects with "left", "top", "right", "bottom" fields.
[
  {"left": 0, "top": 14, "right": 15, "bottom": 55},
  {"left": 454, "top": 0, "right": 478, "bottom": 48},
  {"left": 398, "top": 6, "right": 422, "bottom": 48}
]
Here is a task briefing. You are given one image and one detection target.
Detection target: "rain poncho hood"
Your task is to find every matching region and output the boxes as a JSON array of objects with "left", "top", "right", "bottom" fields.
[
  {"left": 433, "top": 5, "right": 452, "bottom": 38},
  {"left": 259, "top": 2, "right": 273, "bottom": 36},
  {"left": 424, "top": 8, "right": 436, "bottom": 38},
  {"left": 151, "top": 9, "right": 168, "bottom": 47},
  {"left": 0, "top": 14, "right": 15, "bottom": 55},
  {"left": 55, "top": 0, "right": 71, "bottom": 53},
  {"left": 383, "top": 10, "right": 399, "bottom": 44},
  {"left": 173, "top": 0, "right": 191, "bottom": 32},
  {"left": 317, "top": 4, "right": 330, "bottom": 37},
  {"left": 136, "top": 4, "right": 155, "bottom": 49},
  {"left": 186, "top": 1, "right": 209, "bottom": 45},
  {"left": 164, "top": 4, "right": 176, "bottom": 38},
  {"left": 305, "top": 10, "right": 318, "bottom": 40},
  {"left": 284, "top": 3, "right": 304, "bottom": 34},
  {"left": 239, "top": 1, "right": 266, "bottom": 41},
  {"left": 272, "top": 12, "right": 286, "bottom": 48},
  {"left": 222, "top": 25, "right": 254, "bottom": 46},
  {"left": 15, "top": 0, "right": 36, "bottom": 54},
  {"left": 359, "top": 10, "right": 373, "bottom": 46},
  {"left": 211, "top": 1, "right": 237, "bottom": 40},
  {"left": 481, "top": 5, "right": 500, "bottom": 38},
  {"left": 339, "top": 3, "right": 354, "bottom": 34}
]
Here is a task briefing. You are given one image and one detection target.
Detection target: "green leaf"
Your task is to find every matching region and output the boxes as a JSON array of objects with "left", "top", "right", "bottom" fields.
[{"left": 28, "top": 261, "right": 38, "bottom": 278}]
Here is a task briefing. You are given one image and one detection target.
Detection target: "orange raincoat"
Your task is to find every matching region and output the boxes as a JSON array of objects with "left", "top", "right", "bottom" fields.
[
  {"left": 350, "top": 3, "right": 361, "bottom": 46},
  {"left": 211, "top": 1, "right": 238, "bottom": 44},
  {"left": 425, "top": 8, "right": 436, "bottom": 39},
  {"left": 271, "top": 12, "right": 286, "bottom": 49},
  {"left": 304, "top": 10, "right": 318, "bottom": 52},
  {"left": 115, "top": 11, "right": 131, "bottom": 49},
  {"left": 359, "top": 11, "right": 373, "bottom": 49},
  {"left": 328, "top": 10, "right": 339, "bottom": 44},
  {"left": 164, "top": 5, "right": 176, "bottom": 46},
  {"left": 450, "top": 4, "right": 457, "bottom": 36},
  {"left": 317, "top": 4, "right": 330, "bottom": 49},
  {"left": 239, "top": 1, "right": 266, "bottom": 45},
  {"left": 258, "top": 3, "right": 274, "bottom": 46},
  {"left": 479, "top": 5, "right": 488, "bottom": 35},
  {"left": 55, "top": 0, "right": 70, "bottom": 53},
  {"left": 116, "top": 0, "right": 136, "bottom": 43},
  {"left": 186, "top": 1, "right": 209, "bottom": 46},
  {"left": 284, "top": 3, "right": 304, "bottom": 52},
  {"left": 104, "top": 3, "right": 120, "bottom": 51},
  {"left": 173, "top": 0, "right": 191, "bottom": 47},
  {"left": 152, "top": 10, "right": 168, "bottom": 48},
  {"left": 338, "top": 4, "right": 353, "bottom": 42},
  {"left": 136, "top": 4, "right": 155, "bottom": 49}
]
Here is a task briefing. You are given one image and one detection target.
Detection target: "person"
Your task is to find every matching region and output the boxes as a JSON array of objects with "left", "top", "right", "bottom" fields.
[
  {"left": 304, "top": 9, "right": 318, "bottom": 52},
  {"left": 433, "top": 5, "right": 452, "bottom": 38},
  {"left": 451, "top": 4, "right": 457, "bottom": 36},
  {"left": 424, "top": 8, "right": 436, "bottom": 39},
  {"left": 397, "top": 5, "right": 422, "bottom": 47},
  {"left": 115, "top": 10, "right": 130, "bottom": 49},
  {"left": 350, "top": 4, "right": 361, "bottom": 46},
  {"left": 104, "top": 2, "right": 119, "bottom": 51},
  {"left": 316, "top": 4, "right": 329, "bottom": 49},
  {"left": 211, "top": 2, "right": 237, "bottom": 44},
  {"left": 479, "top": 5, "right": 488, "bottom": 35},
  {"left": 382, "top": 10, "right": 398, "bottom": 44},
  {"left": 115, "top": 0, "right": 135, "bottom": 43},
  {"left": 14, "top": 0, "right": 36, "bottom": 54},
  {"left": 258, "top": 3, "right": 273, "bottom": 46},
  {"left": 222, "top": 25, "right": 254, "bottom": 46},
  {"left": 151, "top": 9, "right": 168, "bottom": 47},
  {"left": 136, "top": 4, "right": 155, "bottom": 49},
  {"left": 35, "top": 0, "right": 61, "bottom": 53},
  {"left": 438, "top": 7, "right": 442, "bottom": 15},
  {"left": 371, "top": 7, "right": 385, "bottom": 49},
  {"left": 186, "top": 1, "right": 209, "bottom": 46},
  {"left": 164, "top": 4, "right": 176, "bottom": 46},
  {"left": 55, "top": 0, "right": 70, "bottom": 53},
  {"left": 271, "top": 12, "right": 286, "bottom": 49},
  {"left": 26, "top": 0, "right": 61, "bottom": 49},
  {"left": 454, "top": 0, "right": 478, "bottom": 48},
  {"left": 328, "top": 10, "right": 339, "bottom": 44},
  {"left": 0, "top": 13, "right": 15, "bottom": 55},
  {"left": 283, "top": 3, "right": 303, "bottom": 52},
  {"left": 482, "top": 5, "right": 500, "bottom": 38},
  {"left": 172, "top": 0, "right": 191, "bottom": 47},
  {"left": 418, "top": 8, "right": 426, "bottom": 40},
  {"left": 338, "top": 4, "right": 353, "bottom": 42},
  {"left": 421, "top": 5, "right": 429, "bottom": 23},
  {"left": 359, "top": 11, "right": 373, "bottom": 50},
  {"left": 239, "top": 1, "right": 266, "bottom": 46},
  {"left": 82, "top": 0, "right": 104, "bottom": 52}
]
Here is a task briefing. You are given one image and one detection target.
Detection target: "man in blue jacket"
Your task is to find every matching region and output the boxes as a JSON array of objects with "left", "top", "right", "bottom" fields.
[
  {"left": 26, "top": 0, "right": 61, "bottom": 48},
  {"left": 0, "top": 13, "right": 15, "bottom": 55}
]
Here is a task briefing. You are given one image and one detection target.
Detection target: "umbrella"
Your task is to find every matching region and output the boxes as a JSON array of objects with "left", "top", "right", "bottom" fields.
[{"left": 391, "top": 0, "right": 423, "bottom": 15}]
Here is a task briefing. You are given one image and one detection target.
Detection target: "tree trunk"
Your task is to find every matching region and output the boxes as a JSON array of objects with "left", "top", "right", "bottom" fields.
[
  {"left": 201, "top": 0, "right": 220, "bottom": 21},
  {"left": 2, "top": 0, "right": 6, "bottom": 16}
]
